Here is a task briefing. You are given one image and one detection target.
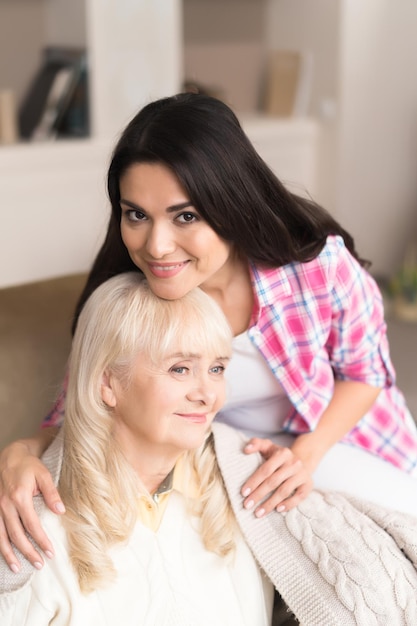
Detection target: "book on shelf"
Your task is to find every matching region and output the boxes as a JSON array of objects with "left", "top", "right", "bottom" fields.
[
  {"left": 263, "top": 49, "right": 313, "bottom": 118},
  {"left": 18, "top": 46, "right": 89, "bottom": 141}
]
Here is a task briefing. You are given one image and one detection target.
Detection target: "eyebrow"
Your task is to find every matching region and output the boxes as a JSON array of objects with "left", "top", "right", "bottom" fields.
[
  {"left": 168, "top": 353, "right": 231, "bottom": 362},
  {"left": 120, "top": 199, "right": 194, "bottom": 213}
]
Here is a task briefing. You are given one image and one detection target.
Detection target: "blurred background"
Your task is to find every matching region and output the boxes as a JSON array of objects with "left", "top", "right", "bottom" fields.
[
  {"left": 0, "top": 0, "right": 417, "bottom": 444},
  {"left": 1, "top": 0, "right": 417, "bottom": 285}
]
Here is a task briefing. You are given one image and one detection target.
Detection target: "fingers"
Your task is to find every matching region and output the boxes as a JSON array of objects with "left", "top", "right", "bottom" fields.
[
  {"left": 241, "top": 444, "right": 295, "bottom": 499},
  {"left": 241, "top": 442, "right": 313, "bottom": 518},
  {"left": 243, "top": 437, "right": 278, "bottom": 458},
  {"left": 0, "top": 467, "right": 63, "bottom": 572},
  {"left": 0, "top": 485, "right": 57, "bottom": 570},
  {"left": 0, "top": 515, "right": 21, "bottom": 573},
  {"left": 247, "top": 476, "right": 313, "bottom": 518},
  {"left": 0, "top": 504, "right": 46, "bottom": 571},
  {"left": 37, "top": 474, "right": 65, "bottom": 516}
]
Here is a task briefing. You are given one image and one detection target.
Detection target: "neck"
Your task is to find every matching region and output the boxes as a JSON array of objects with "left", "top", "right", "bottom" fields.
[
  {"left": 132, "top": 448, "right": 180, "bottom": 494},
  {"left": 141, "top": 463, "right": 176, "bottom": 495},
  {"left": 201, "top": 249, "right": 249, "bottom": 299},
  {"left": 202, "top": 253, "right": 253, "bottom": 335},
  {"left": 115, "top": 427, "right": 181, "bottom": 493}
]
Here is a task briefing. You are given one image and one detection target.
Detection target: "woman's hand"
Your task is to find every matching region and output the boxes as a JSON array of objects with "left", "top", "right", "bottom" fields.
[
  {"left": 0, "top": 433, "right": 64, "bottom": 572},
  {"left": 241, "top": 382, "right": 383, "bottom": 518},
  {"left": 241, "top": 437, "right": 314, "bottom": 517}
]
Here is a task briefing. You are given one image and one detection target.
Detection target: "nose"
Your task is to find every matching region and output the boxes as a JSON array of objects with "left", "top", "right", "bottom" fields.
[
  {"left": 145, "top": 222, "right": 176, "bottom": 258},
  {"left": 186, "top": 380, "right": 217, "bottom": 407}
]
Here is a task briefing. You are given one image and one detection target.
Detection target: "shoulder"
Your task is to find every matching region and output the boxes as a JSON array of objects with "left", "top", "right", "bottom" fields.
[
  {"left": 212, "top": 423, "right": 252, "bottom": 465},
  {"left": 41, "top": 429, "right": 64, "bottom": 484},
  {"left": 212, "top": 423, "right": 262, "bottom": 492},
  {"left": 0, "top": 434, "right": 65, "bottom": 596},
  {"left": 250, "top": 236, "right": 356, "bottom": 290},
  {"left": 0, "top": 509, "right": 70, "bottom": 624},
  {"left": 0, "top": 507, "right": 65, "bottom": 598}
]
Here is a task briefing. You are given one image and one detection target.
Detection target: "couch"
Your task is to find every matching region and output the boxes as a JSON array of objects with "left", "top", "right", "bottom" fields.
[{"left": 0, "top": 273, "right": 87, "bottom": 449}]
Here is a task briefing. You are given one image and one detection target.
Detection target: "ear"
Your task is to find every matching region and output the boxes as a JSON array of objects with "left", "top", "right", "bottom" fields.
[{"left": 101, "top": 370, "right": 117, "bottom": 408}]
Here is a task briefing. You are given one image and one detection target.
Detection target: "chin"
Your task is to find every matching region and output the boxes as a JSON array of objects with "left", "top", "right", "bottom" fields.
[
  {"left": 149, "top": 283, "right": 191, "bottom": 301},
  {"left": 174, "top": 428, "right": 210, "bottom": 451}
]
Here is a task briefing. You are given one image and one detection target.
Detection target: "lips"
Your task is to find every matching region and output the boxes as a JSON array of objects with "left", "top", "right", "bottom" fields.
[
  {"left": 147, "top": 261, "right": 189, "bottom": 279},
  {"left": 175, "top": 413, "right": 207, "bottom": 424}
]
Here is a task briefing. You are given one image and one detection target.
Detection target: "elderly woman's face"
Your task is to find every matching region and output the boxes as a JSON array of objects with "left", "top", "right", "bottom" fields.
[
  {"left": 101, "top": 346, "right": 229, "bottom": 458},
  {"left": 119, "top": 162, "right": 235, "bottom": 300}
]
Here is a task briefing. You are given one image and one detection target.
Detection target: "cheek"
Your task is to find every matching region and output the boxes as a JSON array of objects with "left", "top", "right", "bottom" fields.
[
  {"left": 210, "top": 240, "right": 231, "bottom": 265},
  {"left": 215, "top": 384, "right": 227, "bottom": 410},
  {"left": 120, "top": 225, "right": 130, "bottom": 250},
  {"left": 121, "top": 227, "right": 145, "bottom": 259},
  {"left": 120, "top": 225, "right": 134, "bottom": 249}
]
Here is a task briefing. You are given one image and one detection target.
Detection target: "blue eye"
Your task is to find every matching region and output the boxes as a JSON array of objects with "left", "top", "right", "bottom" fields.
[
  {"left": 210, "top": 365, "right": 225, "bottom": 375},
  {"left": 170, "top": 366, "right": 188, "bottom": 374}
]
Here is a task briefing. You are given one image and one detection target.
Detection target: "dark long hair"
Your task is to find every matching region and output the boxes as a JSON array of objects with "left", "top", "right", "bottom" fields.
[{"left": 72, "top": 92, "right": 368, "bottom": 333}]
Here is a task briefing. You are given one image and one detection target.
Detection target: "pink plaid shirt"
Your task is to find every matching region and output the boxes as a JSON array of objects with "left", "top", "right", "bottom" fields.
[
  {"left": 44, "top": 235, "right": 417, "bottom": 473},
  {"left": 246, "top": 235, "right": 417, "bottom": 473}
]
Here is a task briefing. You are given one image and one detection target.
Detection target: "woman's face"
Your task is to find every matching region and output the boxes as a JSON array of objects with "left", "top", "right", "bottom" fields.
[
  {"left": 102, "top": 347, "right": 229, "bottom": 460},
  {"left": 119, "top": 162, "right": 234, "bottom": 300}
]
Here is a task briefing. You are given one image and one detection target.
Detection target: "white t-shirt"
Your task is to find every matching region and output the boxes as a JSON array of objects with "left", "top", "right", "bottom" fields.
[{"left": 218, "top": 331, "right": 292, "bottom": 437}]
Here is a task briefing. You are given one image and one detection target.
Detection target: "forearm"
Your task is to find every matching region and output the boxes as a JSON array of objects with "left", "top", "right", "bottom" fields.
[
  {"left": 291, "top": 380, "right": 382, "bottom": 472},
  {"left": 3, "top": 427, "right": 59, "bottom": 463}
]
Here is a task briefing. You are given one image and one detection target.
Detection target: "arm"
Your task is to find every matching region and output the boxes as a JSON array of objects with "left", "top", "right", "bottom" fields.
[
  {"left": 241, "top": 240, "right": 389, "bottom": 516},
  {"left": 0, "top": 371, "right": 69, "bottom": 571},
  {"left": 241, "top": 380, "right": 381, "bottom": 517},
  {"left": 290, "top": 380, "right": 381, "bottom": 472},
  {"left": 0, "top": 428, "right": 65, "bottom": 572}
]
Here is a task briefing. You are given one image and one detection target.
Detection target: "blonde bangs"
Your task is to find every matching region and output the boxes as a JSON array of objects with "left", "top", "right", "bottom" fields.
[
  {"left": 142, "top": 290, "right": 233, "bottom": 366},
  {"left": 73, "top": 273, "right": 233, "bottom": 393}
]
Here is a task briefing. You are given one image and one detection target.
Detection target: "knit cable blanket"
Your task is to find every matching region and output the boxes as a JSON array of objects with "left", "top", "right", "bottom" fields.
[{"left": 212, "top": 422, "right": 417, "bottom": 626}]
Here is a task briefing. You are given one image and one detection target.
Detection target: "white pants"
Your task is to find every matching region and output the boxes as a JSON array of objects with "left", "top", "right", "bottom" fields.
[{"left": 270, "top": 433, "right": 417, "bottom": 517}]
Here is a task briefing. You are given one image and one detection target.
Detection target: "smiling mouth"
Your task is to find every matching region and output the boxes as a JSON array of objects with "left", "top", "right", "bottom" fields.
[
  {"left": 147, "top": 261, "right": 189, "bottom": 278},
  {"left": 175, "top": 413, "right": 207, "bottom": 424},
  {"left": 151, "top": 263, "right": 185, "bottom": 270}
]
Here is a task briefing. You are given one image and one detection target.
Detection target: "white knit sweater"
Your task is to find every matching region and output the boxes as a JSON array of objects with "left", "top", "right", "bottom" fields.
[{"left": 1, "top": 423, "right": 417, "bottom": 625}]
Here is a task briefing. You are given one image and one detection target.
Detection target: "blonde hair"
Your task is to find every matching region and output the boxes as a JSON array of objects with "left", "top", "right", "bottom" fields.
[{"left": 59, "top": 273, "right": 235, "bottom": 593}]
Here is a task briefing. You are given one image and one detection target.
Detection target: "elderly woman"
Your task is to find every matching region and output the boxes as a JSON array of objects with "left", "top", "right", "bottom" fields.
[{"left": 0, "top": 273, "right": 416, "bottom": 625}]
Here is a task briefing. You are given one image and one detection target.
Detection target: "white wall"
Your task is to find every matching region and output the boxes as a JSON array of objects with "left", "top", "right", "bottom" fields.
[
  {"left": 266, "top": 0, "right": 417, "bottom": 278},
  {"left": 88, "top": 0, "right": 183, "bottom": 140},
  {"left": 0, "top": 141, "right": 110, "bottom": 288},
  {"left": 265, "top": 0, "right": 341, "bottom": 214},
  {"left": 337, "top": 0, "right": 417, "bottom": 277}
]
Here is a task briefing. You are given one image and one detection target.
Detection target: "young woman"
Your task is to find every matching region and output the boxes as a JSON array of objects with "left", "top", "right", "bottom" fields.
[
  {"left": 1, "top": 93, "right": 417, "bottom": 573},
  {"left": 1, "top": 273, "right": 416, "bottom": 626}
]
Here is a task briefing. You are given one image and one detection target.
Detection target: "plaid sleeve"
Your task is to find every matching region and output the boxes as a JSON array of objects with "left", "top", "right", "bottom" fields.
[
  {"left": 41, "top": 369, "right": 68, "bottom": 428},
  {"left": 327, "top": 239, "right": 394, "bottom": 388}
]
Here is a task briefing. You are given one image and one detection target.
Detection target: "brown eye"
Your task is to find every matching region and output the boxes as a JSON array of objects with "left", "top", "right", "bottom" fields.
[
  {"left": 126, "top": 209, "right": 146, "bottom": 222},
  {"left": 177, "top": 212, "right": 198, "bottom": 224}
]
